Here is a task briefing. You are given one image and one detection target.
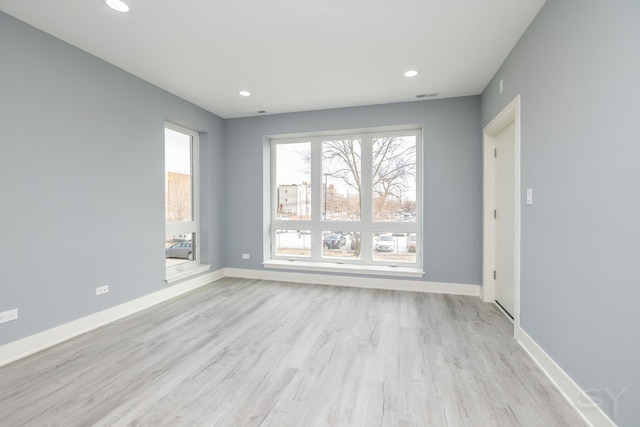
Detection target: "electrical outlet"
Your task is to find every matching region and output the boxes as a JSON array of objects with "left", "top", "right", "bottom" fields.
[
  {"left": 242, "top": 253, "right": 250, "bottom": 260},
  {"left": 96, "top": 285, "right": 109, "bottom": 296},
  {"left": 0, "top": 309, "right": 18, "bottom": 324}
]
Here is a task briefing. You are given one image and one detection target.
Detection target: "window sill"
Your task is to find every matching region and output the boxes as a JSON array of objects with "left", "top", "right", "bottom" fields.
[
  {"left": 165, "top": 264, "right": 211, "bottom": 284},
  {"left": 263, "top": 259, "right": 424, "bottom": 278}
]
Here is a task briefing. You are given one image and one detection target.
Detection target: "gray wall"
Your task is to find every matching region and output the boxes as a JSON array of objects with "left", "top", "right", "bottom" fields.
[
  {"left": 224, "top": 98, "right": 482, "bottom": 285},
  {"left": 0, "top": 12, "right": 225, "bottom": 346},
  {"left": 481, "top": 1, "right": 640, "bottom": 424}
]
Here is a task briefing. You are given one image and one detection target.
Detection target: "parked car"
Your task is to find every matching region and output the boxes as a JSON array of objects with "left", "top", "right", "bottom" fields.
[
  {"left": 374, "top": 234, "right": 395, "bottom": 252},
  {"left": 166, "top": 242, "right": 193, "bottom": 260},
  {"left": 406, "top": 233, "right": 417, "bottom": 253},
  {"left": 323, "top": 233, "right": 346, "bottom": 249}
]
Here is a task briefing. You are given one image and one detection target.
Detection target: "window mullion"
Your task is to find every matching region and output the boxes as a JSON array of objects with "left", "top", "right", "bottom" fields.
[
  {"left": 360, "top": 135, "right": 373, "bottom": 264},
  {"left": 310, "top": 138, "right": 322, "bottom": 261}
]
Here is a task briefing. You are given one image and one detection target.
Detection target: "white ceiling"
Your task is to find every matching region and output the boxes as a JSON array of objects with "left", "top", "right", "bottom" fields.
[{"left": 0, "top": 0, "right": 545, "bottom": 119}]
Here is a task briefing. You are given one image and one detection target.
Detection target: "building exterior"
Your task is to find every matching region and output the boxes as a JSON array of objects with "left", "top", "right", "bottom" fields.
[
  {"left": 166, "top": 171, "right": 191, "bottom": 223},
  {"left": 277, "top": 184, "right": 310, "bottom": 218}
]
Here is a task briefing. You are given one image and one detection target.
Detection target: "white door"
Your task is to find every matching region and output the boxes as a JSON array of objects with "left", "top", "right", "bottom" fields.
[{"left": 495, "top": 122, "right": 515, "bottom": 318}]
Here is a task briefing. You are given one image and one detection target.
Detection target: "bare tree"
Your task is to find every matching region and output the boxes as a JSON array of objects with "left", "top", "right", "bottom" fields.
[
  {"left": 372, "top": 136, "right": 416, "bottom": 219},
  {"left": 321, "top": 136, "right": 416, "bottom": 254},
  {"left": 322, "top": 139, "right": 362, "bottom": 196},
  {"left": 322, "top": 136, "right": 415, "bottom": 218},
  {"left": 402, "top": 200, "right": 417, "bottom": 215}
]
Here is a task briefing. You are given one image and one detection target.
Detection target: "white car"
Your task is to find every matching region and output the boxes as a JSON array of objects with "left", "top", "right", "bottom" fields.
[
  {"left": 374, "top": 234, "right": 394, "bottom": 252},
  {"left": 166, "top": 242, "right": 193, "bottom": 260}
]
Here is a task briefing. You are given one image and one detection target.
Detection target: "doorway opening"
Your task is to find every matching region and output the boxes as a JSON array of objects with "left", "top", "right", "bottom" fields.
[{"left": 482, "top": 95, "right": 521, "bottom": 334}]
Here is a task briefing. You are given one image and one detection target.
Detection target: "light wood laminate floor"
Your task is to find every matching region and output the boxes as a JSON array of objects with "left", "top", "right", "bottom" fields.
[{"left": 0, "top": 278, "right": 586, "bottom": 426}]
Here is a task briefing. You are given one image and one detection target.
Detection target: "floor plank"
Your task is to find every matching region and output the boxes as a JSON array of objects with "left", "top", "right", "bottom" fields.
[{"left": 0, "top": 278, "right": 586, "bottom": 426}]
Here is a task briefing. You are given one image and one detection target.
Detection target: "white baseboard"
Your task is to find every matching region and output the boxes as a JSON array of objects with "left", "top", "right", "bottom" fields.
[
  {"left": 0, "top": 269, "right": 224, "bottom": 368},
  {"left": 516, "top": 327, "right": 616, "bottom": 427},
  {"left": 224, "top": 267, "right": 480, "bottom": 296}
]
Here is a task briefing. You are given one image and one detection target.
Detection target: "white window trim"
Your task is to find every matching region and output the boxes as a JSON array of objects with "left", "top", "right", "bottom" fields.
[
  {"left": 165, "top": 122, "right": 208, "bottom": 281},
  {"left": 265, "top": 126, "right": 424, "bottom": 277}
]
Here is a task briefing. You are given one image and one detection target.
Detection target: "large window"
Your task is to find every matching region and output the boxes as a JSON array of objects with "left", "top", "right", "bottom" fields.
[
  {"left": 165, "top": 123, "right": 200, "bottom": 277},
  {"left": 269, "top": 128, "right": 422, "bottom": 274}
]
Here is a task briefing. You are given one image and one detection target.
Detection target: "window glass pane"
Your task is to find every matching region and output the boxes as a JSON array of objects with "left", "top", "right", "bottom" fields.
[
  {"left": 322, "top": 139, "right": 361, "bottom": 221},
  {"left": 372, "top": 136, "right": 416, "bottom": 221},
  {"left": 275, "top": 229, "right": 311, "bottom": 257},
  {"left": 165, "top": 233, "right": 195, "bottom": 267},
  {"left": 165, "top": 128, "right": 192, "bottom": 222},
  {"left": 322, "top": 231, "right": 361, "bottom": 259},
  {"left": 372, "top": 232, "right": 416, "bottom": 263},
  {"left": 276, "top": 142, "right": 311, "bottom": 220}
]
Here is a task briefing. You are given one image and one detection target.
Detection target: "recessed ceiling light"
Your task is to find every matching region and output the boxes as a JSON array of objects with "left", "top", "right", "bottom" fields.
[
  {"left": 106, "top": 0, "right": 129, "bottom": 13},
  {"left": 238, "top": 90, "right": 251, "bottom": 97},
  {"left": 404, "top": 70, "right": 419, "bottom": 78}
]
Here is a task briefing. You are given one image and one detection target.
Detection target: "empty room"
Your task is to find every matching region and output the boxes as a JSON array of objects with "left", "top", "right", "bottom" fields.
[{"left": 0, "top": 1, "right": 637, "bottom": 426}]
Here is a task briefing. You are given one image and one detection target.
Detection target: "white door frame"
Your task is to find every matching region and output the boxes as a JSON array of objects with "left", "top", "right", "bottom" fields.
[{"left": 482, "top": 95, "right": 522, "bottom": 336}]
